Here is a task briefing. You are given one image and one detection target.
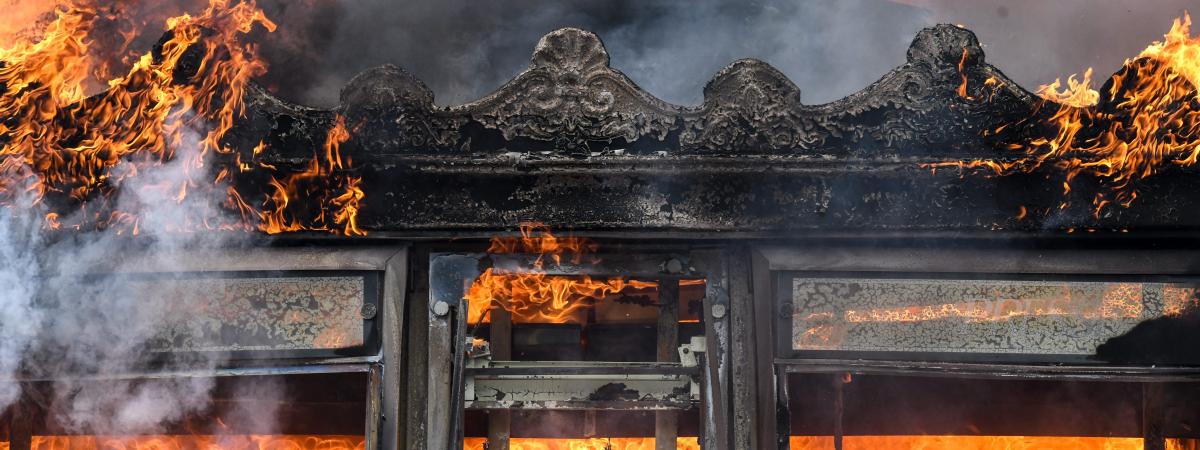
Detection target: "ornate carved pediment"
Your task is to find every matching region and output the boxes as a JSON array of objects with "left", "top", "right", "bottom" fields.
[
  {"left": 248, "top": 24, "right": 1042, "bottom": 158},
  {"left": 452, "top": 28, "right": 681, "bottom": 151}
]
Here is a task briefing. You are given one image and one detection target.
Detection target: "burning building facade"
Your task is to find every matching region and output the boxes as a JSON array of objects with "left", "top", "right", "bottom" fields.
[{"left": 3, "top": 2, "right": 1200, "bottom": 450}]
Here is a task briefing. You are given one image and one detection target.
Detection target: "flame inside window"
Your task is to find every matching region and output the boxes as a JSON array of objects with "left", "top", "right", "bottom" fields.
[
  {"left": 788, "top": 436, "right": 1198, "bottom": 450},
  {"left": 463, "top": 437, "right": 699, "bottom": 450},
  {"left": 28, "top": 436, "right": 364, "bottom": 450},
  {"left": 464, "top": 224, "right": 701, "bottom": 326}
]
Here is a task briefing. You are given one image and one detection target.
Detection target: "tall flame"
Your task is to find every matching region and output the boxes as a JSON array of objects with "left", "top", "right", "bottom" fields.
[
  {"left": 933, "top": 13, "right": 1200, "bottom": 217},
  {"left": 0, "top": 0, "right": 367, "bottom": 235}
]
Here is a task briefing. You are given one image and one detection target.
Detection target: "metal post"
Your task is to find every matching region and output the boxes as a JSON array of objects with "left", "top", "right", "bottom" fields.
[
  {"left": 364, "top": 364, "right": 383, "bottom": 450},
  {"left": 1144, "top": 383, "right": 1166, "bottom": 450},
  {"left": 449, "top": 301, "right": 468, "bottom": 450},
  {"left": 776, "top": 370, "right": 791, "bottom": 450},
  {"left": 656, "top": 279, "right": 681, "bottom": 450},
  {"left": 488, "top": 304, "right": 513, "bottom": 450},
  {"left": 10, "top": 394, "right": 33, "bottom": 450},
  {"left": 832, "top": 373, "right": 848, "bottom": 450}
]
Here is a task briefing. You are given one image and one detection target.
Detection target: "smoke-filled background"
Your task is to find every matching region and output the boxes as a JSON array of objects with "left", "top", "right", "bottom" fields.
[
  {"left": 0, "top": 121, "right": 277, "bottom": 433},
  {"left": 2, "top": 0, "right": 1195, "bottom": 106},
  {"left": 221, "top": 0, "right": 1199, "bottom": 105},
  {"left": 0, "top": 0, "right": 1194, "bottom": 438}
]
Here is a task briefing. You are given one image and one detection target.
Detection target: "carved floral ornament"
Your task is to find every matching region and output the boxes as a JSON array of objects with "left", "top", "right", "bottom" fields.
[{"left": 317, "top": 25, "right": 1041, "bottom": 157}]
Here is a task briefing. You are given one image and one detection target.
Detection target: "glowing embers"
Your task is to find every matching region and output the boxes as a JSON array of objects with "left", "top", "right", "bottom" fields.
[
  {"left": 932, "top": 13, "right": 1200, "bottom": 218},
  {"left": 29, "top": 435, "right": 364, "bottom": 450},
  {"left": 788, "top": 436, "right": 1146, "bottom": 450},
  {"left": 463, "top": 437, "right": 699, "bottom": 450}
]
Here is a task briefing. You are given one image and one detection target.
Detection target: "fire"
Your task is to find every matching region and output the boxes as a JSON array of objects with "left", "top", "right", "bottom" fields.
[
  {"left": 933, "top": 13, "right": 1200, "bottom": 217},
  {"left": 29, "top": 435, "right": 364, "bottom": 450},
  {"left": 789, "top": 436, "right": 1164, "bottom": 450},
  {"left": 226, "top": 114, "right": 366, "bottom": 236},
  {"left": 839, "top": 282, "right": 1144, "bottom": 323},
  {"left": 462, "top": 437, "right": 700, "bottom": 450},
  {"left": 956, "top": 47, "right": 973, "bottom": 100},
  {"left": 0, "top": 0, "right": 367, "bottom": 235},
  {"left": 486, "top": 223, "right": 598, "bottom": 265},
  {"left": 466, "top": 224, "right": 654, "bottom": 324}
]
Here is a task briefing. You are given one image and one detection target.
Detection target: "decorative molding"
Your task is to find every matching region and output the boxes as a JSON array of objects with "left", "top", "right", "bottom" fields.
[
  {"left": 214, "top": 25, "right": 1200, "bottom": 232},
  {"left": 239, "top": 24, "right": 1045, "bottom": 159}
]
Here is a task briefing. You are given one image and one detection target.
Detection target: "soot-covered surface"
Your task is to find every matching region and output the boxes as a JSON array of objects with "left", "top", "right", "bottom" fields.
[{"left": 196, "top": 26, "right": 1199, "bottom": 233}]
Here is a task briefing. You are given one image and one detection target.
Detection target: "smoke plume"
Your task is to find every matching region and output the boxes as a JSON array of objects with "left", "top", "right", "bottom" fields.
[{"left": 0, "top": 122, "right": 267, "bottom": 435}]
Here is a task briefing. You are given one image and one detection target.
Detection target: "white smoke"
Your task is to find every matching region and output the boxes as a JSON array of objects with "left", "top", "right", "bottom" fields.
[
  {"left": 0, "top": 121, "right": 277, "bottom": 436},
  {"left": 0, "top": 201, "right": 43, "bottom": 410}
]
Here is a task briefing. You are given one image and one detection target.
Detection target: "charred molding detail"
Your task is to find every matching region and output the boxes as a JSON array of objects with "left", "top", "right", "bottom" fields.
[
  {"left": 205, "top": 24, "right": 1200, "bottom": 232},
  {"left": 453, "top": 28, "right": 680, "bottom": 155},
  {"left": 235, "top": 25, "right": 1042, "bottom": 158}
]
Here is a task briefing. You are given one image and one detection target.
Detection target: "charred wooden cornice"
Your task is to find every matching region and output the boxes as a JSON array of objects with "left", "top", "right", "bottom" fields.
[
  {"left": 215, "top": 26, "right": 1200, "bottom": 234},
  {"left": 239, "top": 26, "right": 1039, "bottom": 158}
]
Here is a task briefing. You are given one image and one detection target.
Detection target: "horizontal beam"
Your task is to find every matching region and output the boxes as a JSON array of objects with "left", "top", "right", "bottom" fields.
[{"left": 777, "top": 359, "right": 1200, "bottom": 382}]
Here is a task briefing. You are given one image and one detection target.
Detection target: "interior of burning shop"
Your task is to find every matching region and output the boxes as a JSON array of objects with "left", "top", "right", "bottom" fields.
[{"left": 4, "top": 1, "right": 1200, "bottom": 450}]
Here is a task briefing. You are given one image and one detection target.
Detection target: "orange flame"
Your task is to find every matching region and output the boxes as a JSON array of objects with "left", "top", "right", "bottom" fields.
[
  {"left": 466, "top": 223, "right": 653, "bottom": 324},
  {"left": 0, "top": 0, "right": 366, "bottom": 235},
  {"left": 932, "top": 13, "right": 1200, "bottom": 218},
  {"left": 788, "top": 436, "right": 1180, "bottom": 450},
  {"left": 227, "top": 114, "right": 366, "bottom": 236},
  {"left": 487, "top": 223, "right": 598, "bottom": 266},
  {"left": 463, "top": 437, "right": 700, "bottom": 450},
  {"left": 956, "top": 47, "right": 973, "bottom": 100},
  {"left": 29, "top": 435, "right": 364, "bottom": 450}
]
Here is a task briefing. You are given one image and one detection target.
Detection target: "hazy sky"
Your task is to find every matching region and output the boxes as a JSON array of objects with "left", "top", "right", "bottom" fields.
[{"left": 7, "top": 0, "right": 1196, "bottom": 106}]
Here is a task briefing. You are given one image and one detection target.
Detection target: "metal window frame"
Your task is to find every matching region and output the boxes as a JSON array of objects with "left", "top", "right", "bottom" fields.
[
  {"left": 421, "top": 249, "right": 734, "bottom": 450},
  {"left": 750, "top": 243, "right": 1200, "bottom": 450},
  {"left": 5, "top": 246, "right": 408, "bottom": 450}
]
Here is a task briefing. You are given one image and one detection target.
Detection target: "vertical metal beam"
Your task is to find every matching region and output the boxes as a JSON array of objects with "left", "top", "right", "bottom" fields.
[
  {"left": 1144, "top": 383, "right": 1166, "bottom": 450},
  {"left": 775, "top": 369, "right": 791, "bottom": 450},
  {"left": 750, "top": 249, "right": 777, "bottom": 450},
  {"left": 427, "top": 253, "right": 485, "bottom": 450},
  {"left": 405, "top": 263, "right": 430, "bottom": 450},
  {"left": 426, "top": 300, "right": 454, "bottom": 450},
  {"left": 727, "top": 245, "right": 757, "bottom": 450},
  {"left": 694, "top": 249, "right": 733, "bottom": 450},
  {"left": 365, "top": 364, "right": 384, "bottom": 450},
  {"left": 832, "top": 373, "right": 849, "bottom": 450},
  {"left": 449, "top": 301, "right": 468, "bottom": 450},
  {"left": 656, "top": 279, "right": 681, "bottom": 450},
  {"left": 488, "top": 305, "right": 513, "bottom": 450},
  {"left": 380, "top": 248, "right": 408, "bottom": 450},
  {"left": 10, "top": 394, "right": 33, "bottom": 450}
]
